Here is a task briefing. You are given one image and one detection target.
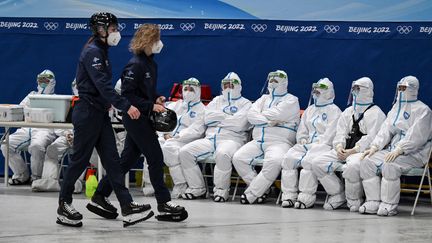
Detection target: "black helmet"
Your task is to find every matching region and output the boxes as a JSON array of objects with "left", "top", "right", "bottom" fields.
[
  {"left": 89, "top": 12, "right": 118, "bottom": 34},
  {"left": 150, "top": 108, "right": 177, "bottom": 132}
]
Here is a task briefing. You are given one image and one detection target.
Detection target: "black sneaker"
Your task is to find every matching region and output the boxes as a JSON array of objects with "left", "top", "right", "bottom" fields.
[
  {"left": 121, "top": 202, "right": 154, "bottom": 228},
  {"left": 158, "top": 201, "right": 185, "bottom": 214},
  {"left": 86, "top": 194, "right": 119, "bottom": 219},
  {"left": 56, "top": 201, "right": 83, "bottom": 227}
]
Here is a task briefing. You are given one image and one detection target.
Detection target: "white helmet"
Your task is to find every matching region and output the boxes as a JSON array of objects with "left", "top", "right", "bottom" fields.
[{"left": 36, "top": 69, "right": 56, "bottom": 94}]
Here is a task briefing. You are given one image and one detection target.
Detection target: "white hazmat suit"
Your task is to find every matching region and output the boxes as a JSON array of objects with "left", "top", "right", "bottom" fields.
[
  {"left": 1, "top": 70, "right": 57, "bottom": 184},
  {"left": 280, "top": 78, "right": 341, "bottom": 208},
  {"left": 233, "top": 70, "right": 300, "bottom": 204},
  {"left": 359, "top": 76, "right": 432, "bottom": 216},
  {"left": 179, "top": 72, "right": 252, "bottom": 200},
  {"left": 31, "top": 79, "right": 91, "bottom": 192},
  {"left": 161, "top": 78, "right": 206, "bottom": 198},
  {"left": 312, "top": 77, "right": 386, "bottom": 211}
]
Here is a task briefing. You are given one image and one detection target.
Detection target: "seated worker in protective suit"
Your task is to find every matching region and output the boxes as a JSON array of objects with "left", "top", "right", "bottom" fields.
[
  {"left": 233, "top": 70, "right": 300, "bottom": 204},
  {"left": 112, "top": 78, "right": 206, "bottom": 198},
  {"left": 31, "top": 80, "right": 89, "bottom": 193},
  {"left": 161, "top": 78, "right": 206, "bottom": 198},
  {"left": 1, "top": 70, "right": 57, "bottom": 185},
  {"left": 280, "top": 78, "right": 341, "bottom": 208},
  {"left": 311, "top": 77, "right": 386, "bottom": 211},
  {"left": 178, "top": 72, "right": 252, "bottom": 200},
  {"left": 359, "top": 76, "right": 432, "bottom": 216}
]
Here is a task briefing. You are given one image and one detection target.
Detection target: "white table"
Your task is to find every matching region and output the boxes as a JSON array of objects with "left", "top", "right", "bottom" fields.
[{"left": 0, "top": 121, "right": 124, "bottom": 187}]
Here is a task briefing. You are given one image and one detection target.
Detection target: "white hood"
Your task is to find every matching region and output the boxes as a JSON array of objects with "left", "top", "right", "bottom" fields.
[
  {"left": 267, "top": 70, "right": 288, "bottom": 96},
  {"left": 221, "top": 72, "right": 242, "bottom": 102},
  {"left": 36, "top": 69, "right": 56, "bottom": 94}
]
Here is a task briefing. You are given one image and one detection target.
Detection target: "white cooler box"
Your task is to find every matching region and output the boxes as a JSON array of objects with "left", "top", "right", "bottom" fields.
[
  {"left": 24, "top": 107, "right": 54, "bottom": 123},
  {"left": 28, "top": 94, "right": 73, "bottom": 122},
  {"left": 0, "top": 104, "right": 24, "bottom": 121}
]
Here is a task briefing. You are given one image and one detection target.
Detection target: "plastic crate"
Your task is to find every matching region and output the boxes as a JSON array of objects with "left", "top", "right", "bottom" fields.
[{"left": 28, "top": 94, "right": 72, "bottom": 122}]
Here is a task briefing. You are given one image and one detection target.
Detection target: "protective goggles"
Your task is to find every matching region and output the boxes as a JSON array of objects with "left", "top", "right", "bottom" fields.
[
  {"left": 312, "top": 82, "right": 329, "bottom": 90},
  {"left": 221, "top": 78, "right": 240, "bottom": 85},
  {"left": 182, "top": 79, "right": 200, "bottom": 87},
  {"left": 37, "top": 73, "right": 54, "bottom": 83},
  {"left": 267, "top": 72, "right": 287, "bottom": 80}
]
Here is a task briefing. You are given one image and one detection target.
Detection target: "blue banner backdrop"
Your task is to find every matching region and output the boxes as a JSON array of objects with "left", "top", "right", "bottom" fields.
[{"left": 1, "top": 17, "right": 432, "bottom": 175}]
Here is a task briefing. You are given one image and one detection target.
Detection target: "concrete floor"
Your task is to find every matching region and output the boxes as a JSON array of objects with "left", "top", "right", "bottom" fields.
[{"left": 0, "top": 184, "right": 431, "bottom": 243}]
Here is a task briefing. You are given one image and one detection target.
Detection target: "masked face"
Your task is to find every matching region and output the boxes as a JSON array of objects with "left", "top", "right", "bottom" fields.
[
  {"left": 268, "top": 80, "right": 279, "bottom": 89},
  {"left": 152, "top": 40, "right": 164, "bottom": 54}
]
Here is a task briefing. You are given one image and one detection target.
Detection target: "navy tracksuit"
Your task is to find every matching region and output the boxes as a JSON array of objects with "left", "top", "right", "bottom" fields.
[
  {"left": 59, "top": 38, "right": 133, "bottom": 207},
  {"left": 95, "top": 52, "right": 171, "bottom": 204}
]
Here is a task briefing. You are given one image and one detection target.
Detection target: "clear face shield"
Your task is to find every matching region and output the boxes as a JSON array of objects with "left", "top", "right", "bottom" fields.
[
  {"left": 37, "top": 73, "right": 54, "bottom": 88},
  {"left": 221, "top": 78, "right": 240, "bottom": 101},
  {"left": 182, "top": 79, "right": 200, "bottom": 102},
  {"left": 221, "top": 78, "right": 239, "bottom": 91},
  {"left": 347, "top": 82, "right": 361, "bottom": 105},
  {"left": 308, "top": 82, "right": 329, "bottom": 106}
]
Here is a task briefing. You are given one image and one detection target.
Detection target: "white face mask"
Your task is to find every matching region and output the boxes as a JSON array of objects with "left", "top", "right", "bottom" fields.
[
  {"left": 268, "top": 82, "right": 278, "bottom": 89},
  {"left": 107, "top": 31, "right": 121, "bottom": 46},
  {"left": 183, "top": 91, "right": 195, "bottom": 102},
  {"left": 152, "top": 40, "right": 164, "bottom": 54}
]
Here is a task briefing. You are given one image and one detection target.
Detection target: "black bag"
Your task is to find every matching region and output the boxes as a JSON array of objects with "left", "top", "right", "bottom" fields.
[{"left": 345, "top": 104, "right": 375, "bottom": 149}]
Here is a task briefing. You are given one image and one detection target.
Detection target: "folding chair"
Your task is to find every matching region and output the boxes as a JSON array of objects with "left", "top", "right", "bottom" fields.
[{"left": 402, "top": 162, "right": 432, "bottom": 215}]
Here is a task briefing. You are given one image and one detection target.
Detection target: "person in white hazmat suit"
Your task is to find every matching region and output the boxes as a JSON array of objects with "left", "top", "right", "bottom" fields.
[
  {"left": 311, "top": 77, "right": 386, "bottom": 211},
  {"left": 31, "top": 80, "right": 87, "bottom": 192},
  {"left": 233, "top": 70, "right": 300, "bottom": 204},
  {"left": 359, "top": 76, "right": 432, "bottom": 216},
  {"left": 179, "top": 72, "right": 252, "bottom": 200},
  {"left": 1, "top": 70, "right": 57, "bottom": 185},
  {"left": 161, "top": 78, "right": 206, "bottom": 198},
  {"left": 280, "top": 78, "right": 341, "bottom": 208}
]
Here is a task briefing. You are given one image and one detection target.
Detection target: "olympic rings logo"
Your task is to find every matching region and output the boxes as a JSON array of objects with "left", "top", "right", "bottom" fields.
[
  {"left": 396, "top": 25, "right": 412, "bottom": 34},
  {"left": 44, "top": 22, "right": 59, "bottom": 31},
  {"left": 118, "top": 23, "right": 126, "bottom": 31},
  {"left": 324, "top": 25, "right": 340, "bottom": 33},
  {"left": 180, "top": 23, "right": 195, "bottom": 31},
  {"left": 251, "top": 24, "right": 267, "bottom": 32}
]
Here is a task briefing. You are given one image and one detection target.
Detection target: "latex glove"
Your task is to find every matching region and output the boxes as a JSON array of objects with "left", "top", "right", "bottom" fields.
[
  {"left": 384, "top": 146, "right": 403, "bottom": 163},
  {"left": 344, "top": 146, "right": 359, "bottom": 156},
  {"left": 164, "top": 134, "right": 173, "bottom": 140},
  {"left": 268, "top": 120, "right": 279, "bottom": 127},
  {"left": 336, "top": 144, "right": 345, "bottom": 160},
  {"left": 360, "top": 145, "right": 378, "bottom": 160}
]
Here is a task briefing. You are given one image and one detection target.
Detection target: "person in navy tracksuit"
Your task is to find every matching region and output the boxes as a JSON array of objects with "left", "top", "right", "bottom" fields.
[
  {"left": 92, "top": 23, "right": 188, "bottom": 221},
  {"left": 57, "top": 12, "right": 152, "bottom": 228}
]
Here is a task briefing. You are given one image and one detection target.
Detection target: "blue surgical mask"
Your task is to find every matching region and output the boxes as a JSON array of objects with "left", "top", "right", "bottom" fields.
[{"left": 39, "top": 83, "right": 48, "bottom": 88}]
